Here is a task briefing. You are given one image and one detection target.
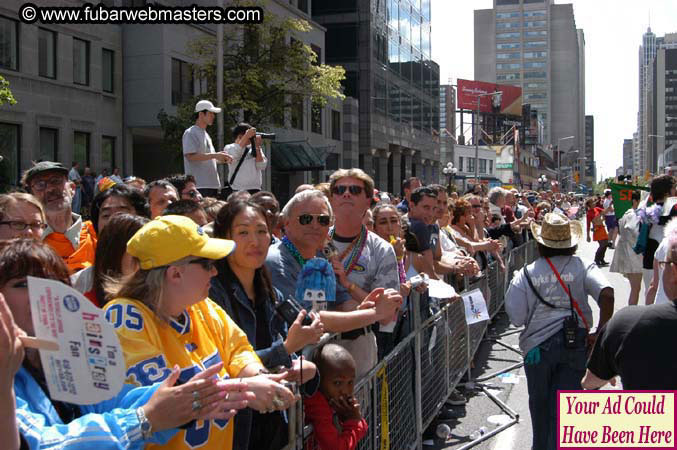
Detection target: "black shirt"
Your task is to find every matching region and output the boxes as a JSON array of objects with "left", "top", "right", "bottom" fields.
[{"left": 587, "top": 302, "right": 677, "bottom": 389}]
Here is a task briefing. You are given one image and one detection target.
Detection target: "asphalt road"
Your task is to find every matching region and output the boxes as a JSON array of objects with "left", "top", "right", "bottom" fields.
[{"left": 427, "top": 238, "right": 635, "bottom": 450}]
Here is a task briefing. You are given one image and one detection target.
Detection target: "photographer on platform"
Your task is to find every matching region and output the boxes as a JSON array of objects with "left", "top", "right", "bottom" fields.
[{"left": 225, "top": 123, "right": 269, "bottom": 194}]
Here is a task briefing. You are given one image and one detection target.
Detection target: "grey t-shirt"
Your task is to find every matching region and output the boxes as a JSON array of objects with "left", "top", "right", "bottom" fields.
[
  {"left": 332, "top": 231, "right": 400, "bottom": 296},
  {"left": 505, "top": 255, "right": 611, "bottom": 354},
  {"left": 182, "top": 125, "right": 220, "bottom": 189}
]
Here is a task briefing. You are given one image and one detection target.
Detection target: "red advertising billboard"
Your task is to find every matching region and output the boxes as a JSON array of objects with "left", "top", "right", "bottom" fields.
[{"left": 457, "top": 79, "right": 523, "bottom": 116}]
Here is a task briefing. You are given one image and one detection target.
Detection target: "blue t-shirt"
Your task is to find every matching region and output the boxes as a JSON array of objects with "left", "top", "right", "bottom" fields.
[{"left": 408, "top": 217, "right": 432, "bottom": 252}]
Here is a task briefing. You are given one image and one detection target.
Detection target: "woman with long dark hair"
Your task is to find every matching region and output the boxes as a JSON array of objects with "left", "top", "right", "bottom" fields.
[{"left": 210, "top": 199, "right": 323, "bottom": 450}]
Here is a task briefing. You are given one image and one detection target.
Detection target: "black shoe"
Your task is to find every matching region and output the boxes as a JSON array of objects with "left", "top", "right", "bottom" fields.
[{"left": 596, "top": 261, "right": 609, "bottom": 267}]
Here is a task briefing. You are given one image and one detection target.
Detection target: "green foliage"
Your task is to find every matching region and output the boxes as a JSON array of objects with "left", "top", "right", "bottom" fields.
[
  {"left": 0, "top": 75, "right": 17, "bottom": 106},
  {"left": 158, "top": 1, "right": 345, "bottom": 155}
]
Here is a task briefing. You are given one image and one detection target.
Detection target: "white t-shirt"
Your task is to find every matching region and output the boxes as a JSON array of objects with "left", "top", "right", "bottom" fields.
[
  {"left": 654, "top": 240, "right": 669, "bottom": 304},
  {"left": 224, "top": 143, "right": 268, "bottom": 191},
  {"left": 182, "top": 125, "right": 220, "bottom": 189},
  {"left": 603, "top": 197, "right": 615, "bottom": 216}
]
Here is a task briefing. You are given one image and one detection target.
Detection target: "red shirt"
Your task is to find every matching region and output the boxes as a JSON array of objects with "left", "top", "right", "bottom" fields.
[{"left": 304, "top": 391, "right": 368, "bottom": 450}]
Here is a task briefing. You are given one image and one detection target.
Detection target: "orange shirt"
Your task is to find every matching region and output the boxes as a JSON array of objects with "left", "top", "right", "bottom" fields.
[{"left": 44, "top": 220, "right": 97, "bottom": 273}]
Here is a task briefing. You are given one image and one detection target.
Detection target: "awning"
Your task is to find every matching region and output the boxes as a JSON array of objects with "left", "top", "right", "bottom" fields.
[{"left": 271, "top": 141, "right": 325, "bottom": 172}]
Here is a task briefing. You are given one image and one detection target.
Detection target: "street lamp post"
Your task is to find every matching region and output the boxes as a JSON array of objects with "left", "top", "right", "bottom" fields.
[
  {"left": 556, "top": 135, "right": 575, "bottom": 186},
  {"left": 538, "top": 174, "right": 547, "bottom": 191},
  {"left": 475, "top": 91, "right": 502, "bottom": 185},
  {"left": 443, "top": 162, "right": 457, "bottom": 194}
]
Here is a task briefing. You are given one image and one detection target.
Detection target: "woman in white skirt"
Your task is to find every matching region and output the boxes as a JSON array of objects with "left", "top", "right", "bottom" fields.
[{"left": 610, "top": 190, "right": 643, "bottom": 304}]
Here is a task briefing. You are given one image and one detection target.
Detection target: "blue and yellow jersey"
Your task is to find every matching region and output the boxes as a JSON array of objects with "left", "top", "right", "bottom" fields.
[{"left": 104, "top": 297, "right": 261, "bottom": 450}]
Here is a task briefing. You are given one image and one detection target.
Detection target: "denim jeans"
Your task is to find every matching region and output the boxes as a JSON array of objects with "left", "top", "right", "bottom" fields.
[{"left": 524, "top": 328, "right": 588, "bottom": 450}]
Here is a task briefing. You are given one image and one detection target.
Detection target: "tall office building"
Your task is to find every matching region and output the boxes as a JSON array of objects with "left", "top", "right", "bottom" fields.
[
  {"left": 623, "top": 138, "right": 633, "bottom": 175},
  {"left": 653, "top": 34, "right": 677, "bottom": 170},
  {"left": 638, "top": 27, "right": 657, "bottom": 175},
  {"left": 313, "top": 0, "right": 441, "bottom": 193},
  {"left": 474, "top": 0, "right": 585, "bottom": 159},
  {"left": 439, "top": 84, "right": 456, "bottom": 168},
  {"left": 583, "top": 115, "right": 594, "bottom": 186},
  {"left": 633, "top": 131, "right": 640, "bottom": 177}
]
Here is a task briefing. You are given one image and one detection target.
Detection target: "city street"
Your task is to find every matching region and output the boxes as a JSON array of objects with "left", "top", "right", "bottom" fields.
[{"left": 431, "top": 237, "right": 634, "bottom": 450}]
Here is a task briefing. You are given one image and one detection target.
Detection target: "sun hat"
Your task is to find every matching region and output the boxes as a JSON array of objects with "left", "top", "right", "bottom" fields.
[
  {"left": 127, "top": 215, "right": 235, "bottom": 270},
  {"left": 194, "top": 99, "right": 222, "bottom": 113},
  {"left": 530, "top": 212, "right": 583, "bottom": 249}
]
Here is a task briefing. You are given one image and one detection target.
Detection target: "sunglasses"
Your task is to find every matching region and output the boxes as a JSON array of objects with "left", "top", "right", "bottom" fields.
[
  {"left": 188, "top": 258, "right": 216, "bottom": 271},
  {"left": 184, "top": 189, "right": 201, "bottom": 199},
  {"left": 298, "top": 214, "right": 331, "bottom": 226},
  {"left": 332, "top": 185, "right": 364, "bottom": 196}
]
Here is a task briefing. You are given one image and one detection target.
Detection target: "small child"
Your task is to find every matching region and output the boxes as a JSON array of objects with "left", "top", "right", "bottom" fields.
[{"left": 304, "top": 343, "right": 368, "bottom": 450}]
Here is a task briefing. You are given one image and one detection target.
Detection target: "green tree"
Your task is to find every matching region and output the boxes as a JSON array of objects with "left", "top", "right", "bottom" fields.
[
  {"left": 158, "top": 1, "right": 345, "bottom": 159},
  {"left": 0, "top": 75, "right": 17, "bottom": 106}
]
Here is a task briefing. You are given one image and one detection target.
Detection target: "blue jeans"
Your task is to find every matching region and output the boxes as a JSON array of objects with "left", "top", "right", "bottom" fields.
[{"left": 524, "top": 328, "right": 587, "bottom": 450}]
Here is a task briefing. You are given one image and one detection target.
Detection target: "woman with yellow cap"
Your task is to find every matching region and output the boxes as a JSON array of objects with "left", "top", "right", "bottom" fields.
[{"left": 104, "top": 215, "right": 297, "bottom": 450}]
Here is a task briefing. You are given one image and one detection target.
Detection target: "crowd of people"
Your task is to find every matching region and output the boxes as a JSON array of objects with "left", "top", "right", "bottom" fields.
[{"left": 2, "top": 126, "right": 677, "bottom": 449}]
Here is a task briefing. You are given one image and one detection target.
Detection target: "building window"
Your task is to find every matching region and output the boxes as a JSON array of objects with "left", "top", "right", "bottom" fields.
[
  {"left": 101, "top": 136, "right": 115, "bottom": 172},
  {"left": 458, "top": 156, "right": 464, "bottom": 172},
  {"left": 467, "top": 157, "right": 475, "bottom": 173},
  {"left": 331, "top": 110, "right": 341, "bottom": 140},
  {"left": 102, "top": 48, "right": 114, "bottom": 93},
  {"left": 73, "top": 132, "right": 90, "bottom": 167},
  {"left": 489, "top": 160, "right": 493, "bottom": 173},
  {"left": 39, "top": 127, "right": 58, "bottom": 161},
  {"left": 479, "top": 158, "right": 487, "bottom": 174},
  {"left": 496, "top": 32, "right": 520, "bottom": 40},
  {"left": 311, "top": 44, "right": 321, "bottom": 65},
  {"left": 38, "top": 29, "right": 56, "bottom": 79},
  {"left": 524, "top": 61, "right": 546, "bottom": 69},
  {"left": 524, "top": 20, "right": 546, "bottom": 28},
  {"left": 497, "top": 42, "right": 520, "bottom": 50},
  {"left": 525, "top": 41, "right": 547, "bottom": 49},
  {"left": 525, "top": 30, "right": 547, "bottom": 38},
  {"left": 524, "top": 71, "right": 547, "bottom": 79},
  {"left": 523, "top": 10, "right": 546, "bottom": 17},
  {"left": 0, "top": 123, "right": 20, "bottom": 186},
  {"left": 497, "top": 52, "right": 520, "bottom": 60},
  {"left": 171, "top": 58, "right": 193, "bottom": 105},
  {"left": 496, "top": 12, "right": 520, "bottom": 19},
  {"left": 325, "top": 25, "right": 358, "bottom": 61},
  {"left": 73, "top": 38, "right": 90, "bottom": 85},
  {"left": 524, "top": 51, "right": 547, "bottom": 59},
  {"left": 297, "top": 0, "right": 308, "bottom": 14},
  {"left": 496, "top": 21, "right": 521, "bottom": 30},
  {"left": 311, "top": 100, "right": 322, "bottom": 134},
  {"left": 375, "top": 76, "right": 387, "bottom": 114},
  {"left": 0, "top": 16, "right": 18, "bottom": 71},
  {"left": 497, "top": 63, "right": 521, "bottom": 70},
  {"left": 291, "top": 95, "right": 304, "bottom": 130},
  {"left": 497, "top": 73, "right": 520, "bottom": 81}
]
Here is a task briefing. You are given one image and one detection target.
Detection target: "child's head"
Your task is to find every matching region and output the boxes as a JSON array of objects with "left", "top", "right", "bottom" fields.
[{"left": 315, "top": 343, "right": 356, "bottom": 401}]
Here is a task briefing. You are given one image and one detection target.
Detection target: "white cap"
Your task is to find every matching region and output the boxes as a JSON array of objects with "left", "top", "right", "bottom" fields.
[{"left": 194, "top": 100, "right": 222, "bottom": 113}]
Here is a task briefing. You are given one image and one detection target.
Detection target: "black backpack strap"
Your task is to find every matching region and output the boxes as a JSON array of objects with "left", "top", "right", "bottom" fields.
[
  {"left": 228, "top": 145, "right": 250, "bottom": 185},
  {"left": 523, "top": 267, "right": 558, "bottom": 309}
]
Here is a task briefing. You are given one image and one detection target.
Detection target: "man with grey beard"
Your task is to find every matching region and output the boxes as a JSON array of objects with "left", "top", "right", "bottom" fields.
[{"left": 20, "top": 161, "right": 97, "bottom": 273}]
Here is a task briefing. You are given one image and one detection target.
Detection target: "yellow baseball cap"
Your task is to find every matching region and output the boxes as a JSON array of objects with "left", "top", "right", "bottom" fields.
[{"left": 127, "top": 215, "right": 235, "bottom": 270}]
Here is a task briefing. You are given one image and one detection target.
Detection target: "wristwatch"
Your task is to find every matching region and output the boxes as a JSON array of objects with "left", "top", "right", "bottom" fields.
[{"left": 136, "top": 407, "right": 153, "bottom": 440}]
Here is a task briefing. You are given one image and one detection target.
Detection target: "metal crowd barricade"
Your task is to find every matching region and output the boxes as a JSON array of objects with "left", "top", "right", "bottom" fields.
[{"left": 289, "top": 239, "right": 539, "bottom": 450}]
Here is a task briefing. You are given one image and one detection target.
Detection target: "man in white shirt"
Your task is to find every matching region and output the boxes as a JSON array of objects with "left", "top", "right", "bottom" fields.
[
  {"left": 224, "top": 123, "right": 268, "bottom": 194},
  {"left": 182, "top": 99, "right": 233, "bottom": 198}
]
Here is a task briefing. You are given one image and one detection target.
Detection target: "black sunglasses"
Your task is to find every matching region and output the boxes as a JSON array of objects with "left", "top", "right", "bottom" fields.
[
  {"left": 332, "top": 185, "right": 364, "bottom": 196},
  {"left": 188, "top": 258, "right": 216, "bottom": 271},
  {"left": 298, "top": 214, "right": 331, "bottom": 226}
]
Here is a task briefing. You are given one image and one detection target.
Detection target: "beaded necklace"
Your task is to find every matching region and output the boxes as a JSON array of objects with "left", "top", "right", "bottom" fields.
[
  {"left": 330, "top": 225, "right": 368, "bottom": 277},
  {"left": 281, "top": 236, "right": 307, "bottom": 267}
]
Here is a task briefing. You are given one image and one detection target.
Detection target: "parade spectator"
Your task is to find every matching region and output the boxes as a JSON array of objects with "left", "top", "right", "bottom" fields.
[
  {"left": 609, "top": 190, "right": 644, "bottom": 305},
  {"left": 1, "top": 238, "right": 250, "bottom": 450},
  {"left": 166, "top": 174, "right": 203, "bottom": 203},
  {"left": 73, "top": 214, "right": 149, "bottom": 306},
  {"left": 21, "top": 161, "right": 97, "bottom": 273},
  {"left": 0, "top": 193, "right": 47, "bottom": 241},
  {"left": 89, "top": 183, "right": 147, "bottom": 234},
  {"left": 109, "top": 167, "right": 123, "bottom": 184},
  {"left": 583, "top": 219, "right": 677, "bottom": 390},
  {"left": 396, "top": 177, "right": 421, "bottom": 214},
  {"left": 68, "top": 161, "right": 82, "bottom": 215},
  {"left": 265, "top": 189, "right": 400, "bottom": 342},
  {"left": 449, "top": 197, "right": 500, "bottom": 265},
  {"left": 124, "top": 176, "right": 146, "bottom": 191},
  {"left": 0, "top": 291, "right": 23, "bottom": 450},
  {"left": 145, "top": 179, "right": 179, "bottom": 219},
  {"left": 647, "top": 215, "right": 677, "bottom": 305},
  {"left": 81, "top": 166, "right": 95, "bottom": 212},
  {"left": 585, "top": 198, "right": 609, "bottom": 267},
  {"left": 201, "top": 197, "right": 227, "bottom": 222},
  {"left": 505, "top": 213, "right": 614, "bottom": 450},
  {"left": 163, "top": 199, "right": 210, "bottom": 226},
  {"left": 642, "top": 174, "right": 676, "bottom": 299},
  {"left": 328, "top": 169, "right": 402, "bottom": 377},
  {"left": 95, "top": 168, "right": 108, "bottom": 186},
  {"left": 304, "top": 343, "right": 368, "bottom": 450},
  {"left": 602, "top": 189, "right": 618, "bottom": 248},
  {"left": 183, "top": 100, "right": 233, "bottom": 198},
  {"left": 210, "top": 199, "right": 322, "bottom": 450},
  {"left": 104, "top": 215, "right": 296, "bottom": 450},
  {"left": 225, "top": 123, "right": 268, "bottom": 194},
  {"left": 250, "top": 190, "right": 282, "bottom": 240}
]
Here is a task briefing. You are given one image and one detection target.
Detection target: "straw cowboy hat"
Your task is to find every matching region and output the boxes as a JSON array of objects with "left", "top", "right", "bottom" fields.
[{"left": 531, "top": 212, "right": 583, "bottom": 249}]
